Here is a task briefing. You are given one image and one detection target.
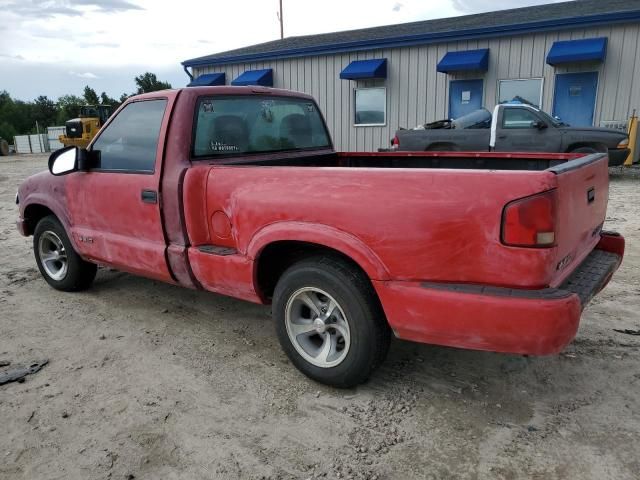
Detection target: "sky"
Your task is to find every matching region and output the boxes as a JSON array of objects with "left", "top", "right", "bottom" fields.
[{"left": 0, "top": 0, "right": 566, "bottom": 101}]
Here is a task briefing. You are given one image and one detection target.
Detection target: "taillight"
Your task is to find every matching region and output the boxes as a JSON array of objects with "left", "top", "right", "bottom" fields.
[
  {"left": 501, "top": 190, "right": 557, "bottom": 247},
  {"left": 391, "top": 135, "right": 399, "bottom": 148}
]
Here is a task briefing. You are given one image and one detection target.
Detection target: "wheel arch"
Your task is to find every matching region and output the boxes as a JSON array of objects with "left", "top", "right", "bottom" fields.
[
  {"left": 566, "top": 142, "right": 608, "bottom": 153},
  {"left": 23, "top": 203, "right": 57, "bottom": 236},
  {"left": 22, "top": 199, "right": 80, "bottom": 253},
  {"left": 248, "top": 223, "right": 390, "bottom": 301}
]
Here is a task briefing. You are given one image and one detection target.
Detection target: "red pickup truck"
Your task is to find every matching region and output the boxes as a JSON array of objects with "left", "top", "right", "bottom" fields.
[{"left": 16, "top": 86, "right": 624, "bottom": 387}]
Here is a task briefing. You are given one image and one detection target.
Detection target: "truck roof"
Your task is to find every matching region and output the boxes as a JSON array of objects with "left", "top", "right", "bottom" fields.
[{"left": 130, "top": 86, "right": 314, "bottom": 102}]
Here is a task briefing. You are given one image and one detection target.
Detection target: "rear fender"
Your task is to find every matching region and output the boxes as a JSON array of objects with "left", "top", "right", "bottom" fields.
[{"left": 247, "top": 222, "right": 390, "bottom": 281}]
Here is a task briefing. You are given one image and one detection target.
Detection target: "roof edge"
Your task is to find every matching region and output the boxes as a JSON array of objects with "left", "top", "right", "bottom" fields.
[{"left": 182, "top": 10, "right": 640, "bottom": 67}]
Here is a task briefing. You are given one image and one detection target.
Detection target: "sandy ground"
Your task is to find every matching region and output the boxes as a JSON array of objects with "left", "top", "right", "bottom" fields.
[{"left": 0, "top": 154, "right": 639, "bottom": 480}]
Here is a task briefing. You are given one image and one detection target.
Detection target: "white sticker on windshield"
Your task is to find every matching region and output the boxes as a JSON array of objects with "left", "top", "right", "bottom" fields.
[
  {"left": 306, "top": 103, "right": 314, "bottom": 112},
  {"left": 210, "top": 141, "right": 239, "bottom": 152}
]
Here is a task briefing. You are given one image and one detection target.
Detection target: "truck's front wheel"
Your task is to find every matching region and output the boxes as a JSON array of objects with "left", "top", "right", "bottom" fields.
[
  {"left": 273, "top": 256, "right": 390, "bottom": 387},
  {"left": 34, "top": 215, "right": 97, "bottom": 291}
]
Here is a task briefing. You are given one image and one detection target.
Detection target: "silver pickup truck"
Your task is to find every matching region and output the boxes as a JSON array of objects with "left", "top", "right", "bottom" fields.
[{"left": 392, "top": 104, "right": 630, "bottom": 166}]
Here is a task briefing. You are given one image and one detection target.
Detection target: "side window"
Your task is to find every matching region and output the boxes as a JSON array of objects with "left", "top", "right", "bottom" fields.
[
  {"left": 502, "top": 108, "right": 540, "bottom": 129},
  {"left": 91, "top": 99, "right": 167, "bottom": 172}
]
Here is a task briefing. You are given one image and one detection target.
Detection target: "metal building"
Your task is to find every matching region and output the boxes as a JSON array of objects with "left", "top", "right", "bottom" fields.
[{"left": 182, "top": 0, "right": 640, "bottom": 151}]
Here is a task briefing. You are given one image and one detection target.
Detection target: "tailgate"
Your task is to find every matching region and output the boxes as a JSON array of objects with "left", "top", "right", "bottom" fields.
[{"left": 549, "top": 153, "right": 609, "bottom": 287}]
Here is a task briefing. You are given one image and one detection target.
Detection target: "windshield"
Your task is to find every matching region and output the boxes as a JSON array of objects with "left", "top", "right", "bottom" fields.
[
  {"left": 193, "top": 95, "right": 331, "bottom": 157},
  {"left": 452, "top": 108, "right": 492, "bottom": 129}
]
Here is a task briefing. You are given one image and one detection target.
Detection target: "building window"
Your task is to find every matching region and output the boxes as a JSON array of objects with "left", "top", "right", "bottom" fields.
[
  {"left": 354, "top": 87, "right": 386, "bottom": 126},
  {"left": 498, "top": 78, "right": 543, "bottom": 108}
]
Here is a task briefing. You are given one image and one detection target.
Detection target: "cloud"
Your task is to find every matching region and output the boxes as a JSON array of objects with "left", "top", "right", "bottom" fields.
[
  {"left": 79, "top": 41, "right": 120, "bottom": 48},
  {"left": 72, "top": 0, "right": 144, "bottom": 13},
  {"left": 392, "top": 2, "right": 403, "bottom": 12},
  {"left": 451, "top": 0, "right": 563, "bottom": 13},
  {"left": 1, "top": 0, "right": 143, "bottom": 19},
  {"left": 69, "top": 71, "right": 100, "bottom": 79},
  {"left": 0, "top": 53, "right": 24, "bottom": 60}
]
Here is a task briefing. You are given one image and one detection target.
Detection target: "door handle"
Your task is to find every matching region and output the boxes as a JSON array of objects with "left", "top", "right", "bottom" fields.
[{"left": 141, "top": 190, "right": 158, "bottom": 204}]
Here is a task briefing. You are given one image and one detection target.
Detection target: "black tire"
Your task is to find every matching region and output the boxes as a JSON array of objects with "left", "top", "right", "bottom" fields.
[
  {"left": 273, "top": 255, "right": 391, "bottom": 388},
  {"left": 33, "top": 215, "right": 97, "bottom": 291}
]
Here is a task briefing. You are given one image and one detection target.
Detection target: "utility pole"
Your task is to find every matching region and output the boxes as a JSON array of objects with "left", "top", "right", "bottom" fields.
[{"left": 278, "top": 0, "right": 284, "bottom": 39}]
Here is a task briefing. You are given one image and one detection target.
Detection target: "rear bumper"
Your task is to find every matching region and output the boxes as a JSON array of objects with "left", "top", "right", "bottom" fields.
[
  {"left": 607, "top": 148, "right": 630, "bottom": 166},
  {"left": 375, "top": 232, "right": 624, "bottom": 356}
]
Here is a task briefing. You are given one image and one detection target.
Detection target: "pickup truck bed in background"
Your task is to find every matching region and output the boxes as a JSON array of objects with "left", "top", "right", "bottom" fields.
[{"left": 16, "top": 87, "right": 625, "bottom": 387}]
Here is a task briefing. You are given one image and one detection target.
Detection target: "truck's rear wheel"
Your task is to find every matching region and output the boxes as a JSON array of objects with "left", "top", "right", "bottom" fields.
[
  {"left": 273, "top": 256, "right": 390, "bottom": 387},
  {"left": 570, "top": 146, "right": 598, "bottom": 154},
  {"left": 34, "top": 215, "right": 97, "bottom": 291}
]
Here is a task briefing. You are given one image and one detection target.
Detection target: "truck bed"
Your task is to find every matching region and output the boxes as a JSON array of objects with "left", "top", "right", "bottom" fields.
[{"left": 226, "top": 150, "right": 583, "bottom": 171}]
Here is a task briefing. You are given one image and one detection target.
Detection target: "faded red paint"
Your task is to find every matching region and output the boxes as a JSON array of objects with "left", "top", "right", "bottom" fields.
[{"left": 17, "top": 86, "right": 624, "bottom": 356}]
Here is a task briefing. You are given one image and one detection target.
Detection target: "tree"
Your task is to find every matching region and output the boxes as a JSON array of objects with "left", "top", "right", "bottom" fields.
[
  {"left": 100, "top": 91, "right": 118, "bottom": 106},
  {"left": 56, "top": 94, "right": 84, "bottom": 124},
  {"left": 32, "top": 96, "right": 58, "bottom": 128},
  {"left": 0, "top": 91, "right": 33, "bottom": 136},
  {"left": 83, "top": 85, "right": 100, "bottom": 106},
  {"left": 134, "top": 72, "right": 171, "bottom": 94}
]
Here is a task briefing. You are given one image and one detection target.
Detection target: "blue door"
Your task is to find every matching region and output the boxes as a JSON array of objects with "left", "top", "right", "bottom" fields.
[
  {"left": 449, "top": 79, "right": 483, "bottom": 119},
  {"left": 553, "top": 72, "right": 598, "bottom": 127}
]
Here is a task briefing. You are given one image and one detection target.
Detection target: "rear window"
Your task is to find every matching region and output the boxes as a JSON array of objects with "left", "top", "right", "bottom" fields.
[{"left": 193, "top": 95, "right": 331, "bottom": 157}]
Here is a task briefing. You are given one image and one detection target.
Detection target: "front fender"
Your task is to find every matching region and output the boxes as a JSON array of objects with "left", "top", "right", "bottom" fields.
[
  {"left": 18, "top": 173, "right": 81, "bottom": 254},
  {"left": 247, "top": 221, "right": 390, "bottom": 281}
]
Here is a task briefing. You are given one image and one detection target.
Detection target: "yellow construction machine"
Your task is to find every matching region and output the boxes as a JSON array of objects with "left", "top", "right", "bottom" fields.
[{"left": 59, "top": 105, "right": 113, "bottom": 148}]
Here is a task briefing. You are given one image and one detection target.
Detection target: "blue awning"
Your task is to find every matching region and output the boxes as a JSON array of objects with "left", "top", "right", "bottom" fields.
[
  {"left": 231, "top": 69, "right": 273, "bottom": 86},
  {"left": 188, "top": 73, "right": 226, "bottom": 87},
  {"left": 437, "top": 49, "right": 489, "bottom": 73},
  {"left": 340, "top": 59, "right": 387, "bottom": 80},
  {"left": 546, "top": 37, "right": 607, "bottom": 66}
]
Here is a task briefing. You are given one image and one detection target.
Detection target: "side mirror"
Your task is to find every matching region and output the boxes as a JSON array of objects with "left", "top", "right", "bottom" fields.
[
  {"left": 48, "top": 147, "right": 98, "bottom": 175},
  {"left": 48, "top": 146, "right": 78, "bottom": 176},
  {"left": 532, "top": 120, "right": 547, "bottom": 130}
]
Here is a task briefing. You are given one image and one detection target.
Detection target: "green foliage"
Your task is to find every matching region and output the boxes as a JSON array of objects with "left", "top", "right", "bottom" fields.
[
  {"left": 83, "top": 86, "right": 100, "bottom": 106},
  {"left": 56, "top": 94, "right": 84, "bottom": 124},
  {"left": 0, "top": 90, "right": 34, "bottom": 138},
  {"left": 32, "top": 96, "right": 58, "bottom": 128},
  {"left": 134, "top": 72, "right": 172, "bottom": 94},
  {"left": 100, "top": 91, "right": 118, "bottom": 107},
  {"left": 0, "top": 72, "right": 170, "bottom": 139}
]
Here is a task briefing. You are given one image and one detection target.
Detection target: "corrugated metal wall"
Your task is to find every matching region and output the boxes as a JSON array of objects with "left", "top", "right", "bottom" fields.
[
  {"left": 47, "top": 126, "right": 66, "bottom": 152},
  {"left": 14, "top": 134, "right": 48, "bottom": 154},
  {"left": 193, "top": 23, "right": 640, "bottom": 151}
]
